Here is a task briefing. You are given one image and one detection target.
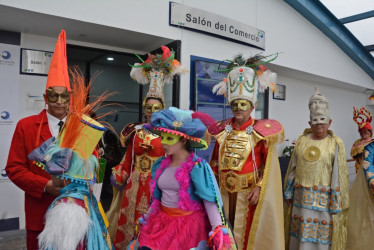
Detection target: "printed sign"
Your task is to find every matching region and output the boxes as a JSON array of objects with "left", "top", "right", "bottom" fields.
[
  {"left": 170, "top": 2, "right": 265, "bottom": 49},
  {"left": 21, "top": 49, "right": 53, "bottom": 75}
]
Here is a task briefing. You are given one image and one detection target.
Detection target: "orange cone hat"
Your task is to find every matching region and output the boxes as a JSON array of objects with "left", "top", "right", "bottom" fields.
[{"left": 46, "top": 30, "right": 71, "bottom": 91}]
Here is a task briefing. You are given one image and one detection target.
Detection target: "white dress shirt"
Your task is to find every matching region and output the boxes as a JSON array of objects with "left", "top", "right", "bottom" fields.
[{"left": 46, "top": 111, "right": 67, "bottom": 138}]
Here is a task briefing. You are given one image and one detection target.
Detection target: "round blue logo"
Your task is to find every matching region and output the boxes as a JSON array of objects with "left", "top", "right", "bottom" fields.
[
  {"left": 1, "top": 51, "right": 11, "bottom": 60},
  {"left": 1, "top": 111, "right": 10, "bottom": 120},
  {"left": 1, "top": 169, "right": 7, "bottom": 178}
]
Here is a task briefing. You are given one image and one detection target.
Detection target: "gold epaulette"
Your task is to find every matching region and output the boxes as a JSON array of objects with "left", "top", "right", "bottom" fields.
[
  {"left": 350, "top": 138, "right": 374, "bottom": 158},
  {"left": 119, "top": 122, "right": 142, "bottom": 147}
]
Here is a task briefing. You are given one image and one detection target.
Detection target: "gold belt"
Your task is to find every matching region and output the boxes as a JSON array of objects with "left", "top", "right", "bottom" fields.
[
  {"left": 134, "top": 154, "right": 159, "bottom": 173},
  {"left": 220, "top": 171, "right": 258, "bottom": 193}
]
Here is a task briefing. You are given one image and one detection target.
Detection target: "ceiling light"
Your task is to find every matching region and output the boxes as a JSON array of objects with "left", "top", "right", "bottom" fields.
[{"left": 107, "top": 57, "right": 114, "bottom": 61}]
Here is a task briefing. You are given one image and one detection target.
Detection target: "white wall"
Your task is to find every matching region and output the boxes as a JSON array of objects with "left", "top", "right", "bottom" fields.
[
  {"left": 2, "top": 0, "right": 373, "bottom": 94},
  {"left": 4, "top": 0, "right": 373, "bottom": 162},
  {"left": 270, "top": 74, "right": 371, "bottom": 183}
]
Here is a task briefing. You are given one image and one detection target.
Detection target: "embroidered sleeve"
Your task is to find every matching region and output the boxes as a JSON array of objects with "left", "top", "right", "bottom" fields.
[
  {"left": 111, "top": 135, "right": 134, "bottom": 186},
  {"left": 209, "top": 141, "right": 220, "bottom": 176},
  {"left": 363, "top": 143, "right": 374, "bottom": 194}
]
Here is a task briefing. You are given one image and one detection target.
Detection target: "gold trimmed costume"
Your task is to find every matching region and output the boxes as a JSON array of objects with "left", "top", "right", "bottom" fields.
[
  {"left": 350, "top": 138, "right": 373, "bottom": 173},
  {"left": 351, "top": 107, "right": 374, "bottom": 172},
  {"left": 211, "top": 117, "right": 284, "bottom": 250},
  {"left": 346, "top": 144, "right": 374, "bottom": 249},
  {"left": 283, "top": 129, "right": 349, "bottom": 250},
  {"left": 211, "top": 53, "right": 282, "bottom": 250},
  {"left": 106, "top": 124, "right": 164, "bottom": 249}
]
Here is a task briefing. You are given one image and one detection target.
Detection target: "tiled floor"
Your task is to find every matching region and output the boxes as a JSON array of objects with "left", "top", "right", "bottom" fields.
[{"left": 0, "top": 229, "right": 26, "bottom": 250}]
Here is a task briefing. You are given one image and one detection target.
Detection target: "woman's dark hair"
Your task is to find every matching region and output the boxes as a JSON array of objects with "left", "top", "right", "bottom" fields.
[
  {"left": 183, "top": 139, "right": 192, "bottom": 152},
  {"left": 144, "top": 97, "right": 164, "bottom": 106}
]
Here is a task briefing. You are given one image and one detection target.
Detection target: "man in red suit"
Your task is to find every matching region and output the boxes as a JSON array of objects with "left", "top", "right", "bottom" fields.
[{"left": 5, "top": 30, "right": 71, "bottom": 250}]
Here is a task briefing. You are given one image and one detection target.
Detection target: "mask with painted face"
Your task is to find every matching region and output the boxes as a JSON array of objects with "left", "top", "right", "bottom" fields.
[
  {"left": 231, "top": 99, "right": 252, "bottom": 112},
  {"left": 144, "top": 103, "right": 163, "bottom": 115},
  {"left": 309, "top": 87, "right": 329, "bottom": 125},
  {"left": 160, "top": 132, "right": 180, "bottom": 145}
]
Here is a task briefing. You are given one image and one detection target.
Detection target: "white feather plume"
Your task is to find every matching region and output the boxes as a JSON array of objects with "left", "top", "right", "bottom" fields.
[
  {"left": 130, "top": 63, "right": 149, "bottom": 84},
  {"left": 258, "top": 70, "right": 277, "bottom": 92},
  {"left": 212, "top": 80, "right": 228, "bottom": 96},
  {"left": 162, "top": 65, "right": 189, "bottom": 85},
  {"left": 171, "top": 65, "right": 189, "bottom": 78},
  {"left": 38, "top": 201, "right": 93, "bottom": 250}
]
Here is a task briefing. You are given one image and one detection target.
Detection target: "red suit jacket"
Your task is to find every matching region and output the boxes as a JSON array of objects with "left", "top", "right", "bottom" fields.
[{"left": 6, "top": 109, "right": 57, "bottom": 231}]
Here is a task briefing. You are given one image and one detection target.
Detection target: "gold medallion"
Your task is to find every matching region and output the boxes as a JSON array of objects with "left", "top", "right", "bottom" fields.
[{"left": 304, "top": 146, "right": 321, "bottom": 161}]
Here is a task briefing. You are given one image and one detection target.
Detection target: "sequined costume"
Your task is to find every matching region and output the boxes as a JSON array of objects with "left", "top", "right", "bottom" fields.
[
  {"left": 351, "top": 107, "right": 373, "bottom": 173},
  {"left": 346, "top": 141, "right": 374, "bottom": 250},
  {"left": 108, "top": 123, "right": 164, "bottom": 249},
  {"left": 210, "top": 117, "right": 285, "bottom": 250},
  {"left": 283, "top": 129, "right": 349, "bottom": 250},
  {"left": 350, "top": 138, "right": 372, "bottom": 172}
]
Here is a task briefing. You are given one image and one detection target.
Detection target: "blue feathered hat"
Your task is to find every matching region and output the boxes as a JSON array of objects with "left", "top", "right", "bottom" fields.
[{"left": 144, "top": 107, "right": 210, "bottom": 150}]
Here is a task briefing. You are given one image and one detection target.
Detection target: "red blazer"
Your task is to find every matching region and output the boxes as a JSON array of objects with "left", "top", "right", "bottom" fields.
[{"left": 6, "top": 109, "right": 57, "bottom": 231}]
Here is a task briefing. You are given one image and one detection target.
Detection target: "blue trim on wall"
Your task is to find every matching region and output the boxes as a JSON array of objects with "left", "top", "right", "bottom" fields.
[
  {"left": 284, "top": 0, "right": 374, "bottom": 81},
  {"left": 340, "top": 10, "right": 374, "bottom": 24}
]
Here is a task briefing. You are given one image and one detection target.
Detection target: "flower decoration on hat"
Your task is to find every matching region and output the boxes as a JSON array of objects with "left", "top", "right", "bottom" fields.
[
  {"left": 353, "top": 106, "right": 373, "bottom": 132},
  {"left": 130, "top": 46, "right": 188, "bottom": 107},
  {"left": 212, "top": 53, "right": 278, "bottom": 105},
  {"left": 143, "top": 107, "right": 218, "bottom": 150}
]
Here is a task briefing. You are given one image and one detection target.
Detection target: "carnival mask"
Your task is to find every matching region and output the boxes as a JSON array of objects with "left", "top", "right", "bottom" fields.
[
  {"left": 161, "top": 132, "right": 180, "bottom": 145},
  {"left": 144, "top": 103, "right": 163, "bottom": 115},
  {"left": 231, "top": 99, "right": 252, "bottom": 112},
  {"left": 46, "top": 88, "right": 70, "bottom": 104}
]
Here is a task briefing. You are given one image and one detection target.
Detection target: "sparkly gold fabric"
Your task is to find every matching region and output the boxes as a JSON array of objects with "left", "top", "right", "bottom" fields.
[
  {"left": 220, "top": 171, "right": 259, "bottom": 193},
  {"left": 216, "top": 129, "right": 263, "bottom": 172},
  {"left": 134, "top": 154, "right": 159, "bottom": 173},
  {"left": 303, "top": 146, "right": 321, "bottom": 162},
  {"left": 347, "top": 167, "right": 374, "bottom": 249},
  {"left": 293, "top": 133, "right": 336, "bottom": 187},
  {"left": 284, "top": 129, "right": 349, "bottom": 250},
  {"left": 350, "top": 138, "right": 366, "bottom": 158}
]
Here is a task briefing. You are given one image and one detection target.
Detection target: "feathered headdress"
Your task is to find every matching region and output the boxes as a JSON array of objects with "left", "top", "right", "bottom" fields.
[
  {"left": 353, "top": 106, "right": 373, "bottom": 132},
  {"left": 130, "top": 46, "right": 188, "bottom": 107},
  {"left": 212, "top": 53, "right": 278, "bottom": 105}
]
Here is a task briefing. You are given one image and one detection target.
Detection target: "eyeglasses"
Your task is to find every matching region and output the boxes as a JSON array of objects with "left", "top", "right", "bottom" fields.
[{"left": 46, "top": 88, "right": 70, "bottom": 104}]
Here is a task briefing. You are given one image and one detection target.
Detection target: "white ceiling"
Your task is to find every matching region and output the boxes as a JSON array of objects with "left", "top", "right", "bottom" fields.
[
  {"left": 320, "top": 0, "right": 374, "bottom": 57},
  {"left": 0, "top": 5, "right": 173, "bottom": 54}
]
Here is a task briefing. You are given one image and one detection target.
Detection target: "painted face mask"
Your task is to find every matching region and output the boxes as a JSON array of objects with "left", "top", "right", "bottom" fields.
[
  {"left": 46, "top": 88, "right": 70, "bottom": 104},
  {"left": 231, "top": 99, "right": 252, "bottom": 112},
  {"left": 161, "top": 132, "right": 180, "bottom": 145},
  {"left": 144, "top": 103, "right": 163, "bottom": 115}
]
